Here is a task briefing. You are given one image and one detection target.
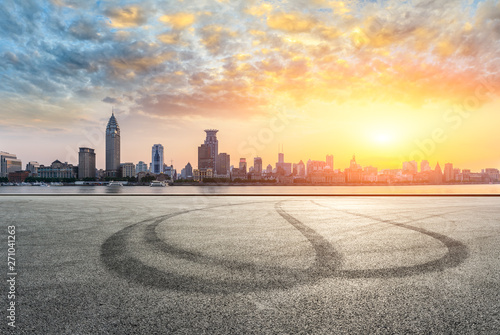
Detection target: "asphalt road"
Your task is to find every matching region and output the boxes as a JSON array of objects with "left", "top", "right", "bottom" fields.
[{"left": 1, "top": 196, "right": 499, "bottom": 334}]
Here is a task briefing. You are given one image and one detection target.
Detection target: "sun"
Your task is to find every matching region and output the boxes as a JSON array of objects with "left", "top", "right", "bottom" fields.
[{"left": 373, "top": 133, "right": 392, "bottom": 144}]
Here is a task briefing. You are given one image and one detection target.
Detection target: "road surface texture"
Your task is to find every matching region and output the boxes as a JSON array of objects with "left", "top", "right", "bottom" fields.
[{"left": 1, "top": 196, "right": 499, "bottom": 334}]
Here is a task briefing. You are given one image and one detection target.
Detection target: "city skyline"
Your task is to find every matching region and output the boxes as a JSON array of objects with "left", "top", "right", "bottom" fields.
[
  {"left": 2, "top": 112, "right": 498, "bottom": 183},
  {"left": 1, "top": 1, "right": 500, "bottom": 171}
]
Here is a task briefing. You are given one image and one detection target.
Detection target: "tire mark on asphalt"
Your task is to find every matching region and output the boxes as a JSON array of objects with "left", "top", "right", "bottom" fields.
[
  {"left": 309, "top": 200, "right": 469, "bottom": 278},
  {"left": 274, "top": 201, "right": 342, "bottom": 275},
  {"left": 101, "top": 199, "right": 470, "bottom": 293},
  {"left": 101, "top": 201, "right": 333, "bottom": 294}
]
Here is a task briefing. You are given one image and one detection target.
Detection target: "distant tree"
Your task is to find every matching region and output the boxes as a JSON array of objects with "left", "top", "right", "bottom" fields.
[{"left": 141, "top": 175, "right": 156, "bottom": 183}]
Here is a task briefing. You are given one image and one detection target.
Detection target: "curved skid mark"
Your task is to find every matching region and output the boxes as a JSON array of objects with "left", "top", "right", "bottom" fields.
[
  {"left": 308, "top": 200, "right": 469, "bottom": 278},
  {"left": 101, "top": 199, "right": 470, "bottom": 293},
  {"left": 101, "top": 201, "right": 328, "bottom": 294}
]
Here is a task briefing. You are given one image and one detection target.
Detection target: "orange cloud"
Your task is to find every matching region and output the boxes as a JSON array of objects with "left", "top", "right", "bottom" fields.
[
  {"left": 105, "top": 6, "right": 147, "bottom": 28},
  {"left": 159, "top": 12, "right": 195, "bottom": 29},
  {"left": 267, "top": 12, "right": 317, "bottom": 33},
  {"left": 158, "top": 32, "right": 180, "bottom": 44}
]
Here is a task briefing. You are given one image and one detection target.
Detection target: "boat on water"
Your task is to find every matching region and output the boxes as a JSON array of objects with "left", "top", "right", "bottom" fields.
[
  {"left": 107, "top": 181, "right": 124, "bottom": 187},
  {"left": 150, "top": 181, "right": 166, "bottom": 187}
]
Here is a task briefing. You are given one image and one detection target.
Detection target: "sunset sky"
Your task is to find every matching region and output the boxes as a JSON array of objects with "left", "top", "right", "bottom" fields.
[{"left": 1, "top": 0, "right": 500, "bottom": 171}]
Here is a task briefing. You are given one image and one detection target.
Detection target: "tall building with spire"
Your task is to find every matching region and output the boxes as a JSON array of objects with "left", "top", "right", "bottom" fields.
[
  {"left": 204, "top": 129, "right": 218, "bottom": 172},
  {"left": 105, "top": 111, "right": 120, "bottom": 175},
  {"left": 151, "top": 144, "right": 164, "bottom": 174}
]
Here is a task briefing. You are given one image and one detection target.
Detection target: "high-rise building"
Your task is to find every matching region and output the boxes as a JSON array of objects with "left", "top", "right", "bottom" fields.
[
  {"left": 105, "top": 111, "right": 120, "bottom": 174},
  {"left": 183, "top": 162, "right": 193, "bottom": 179},
  {"left": 121, "top": 163, "right": 135, "bottom": 178},
  {"left": 266, "top": 164, "right": 273, "bottom": 174},
  {"left": 278, "top": 152, "right": 284, "bottom": 164},
  {"left": 444, "top": 163, "right": 454, "bottom": 182},
  {"left": 295, "top": 160, "right": 306, "bottom": 177},
  {"left": 239, "top": 158, "right": 247, "bottom": 173},
  {"left": 26, "top": 161, "right": 40, "bottom": 177},
  {"left": 78, "top": 147, "right": 96, "bottom": 179},
  {"left": 421, "top": 160, "right": 431, "bottom": 172},
  {"left": 276, "top": 152, "right": 292, "bottom": 175},
  {"left": 254, "top": 157, "right": 263, "bottom": 175},
  {"left": 198, "top": 144, "right": 212, "bottom": 170},
  {"left": 326, "top": 155, "right": 334, "bottom": 170},
  {"left": 204, "top": 129, "right": 218, "bottom": 172},
  {"left": 216, "top": 153, "right": 230, "bottom": 176},
  {"left": 433, "top": 162, "right": 443, "bottom": 184},
  {"left": 164, "top": 165, "right": 177, "bottom": 180},
  {"left": 403, "top": 160, "right": 418, "bottom": 173},
  {"left": 151, "top": 144, "right": 164, "bottom": 174},
  {"left": 0, "top": 152, "right": 21, "bottom": 177},
  {"left": 136, "top": 161, "right": 148, "bottom": 174}
]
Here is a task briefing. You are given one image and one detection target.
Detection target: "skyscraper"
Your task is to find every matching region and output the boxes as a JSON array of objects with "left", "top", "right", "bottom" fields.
[
  {"left": 421, "top": 160, "right": 431, "bottom": 172},
  {"left": 0, "top": 152, "right": 21, "bottom": 177},
  {"left": 135, "top": 161, "right": 148, "bottom": 174},
  {"left": 151, "top": 144, "right": 164, "bottom": 174},
  {"left": 78, "top": 147, "right": 96, "bottom": 179},
  {"left": 239, "top": 158, "right": 247, "bottom": 173},
  {"left": 198, "top": 144, "right": 212, "bottom": 170},
  {"left": 326, "top": 155, "right": 334, "bottom": 170},
  {"left": 184, "top": 162, "right": 193, "bottom": 178},
  {"left": 216, "top": 153, "right": 230, "bottom": 176},
  {"left": 204, "top": 129, "right": 218, "bottom": 172},
  {"left": 444, "top": 163, "right": 454, "bottom": 182},
  {"left": 105, "top": 111, "right": 120, "bottom": 174},
  {"left": 254, "top": 157, "right": 263, "bottom": 175}
]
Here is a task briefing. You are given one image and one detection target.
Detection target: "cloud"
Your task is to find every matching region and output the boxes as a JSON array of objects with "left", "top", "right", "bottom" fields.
[
  {"left": 267, "top": 12, "right": 317, "bottom": 33},
  {"left": 1, "top": 0, "right": 500, "bottom": 128},
  {"left": 102, "top": 97, "right": 119, "bottom": 104},
  {"left": 159, "top": 12, "right": 196, "bottom": 29},
  {"left": 200, "top": 25, "right": 238, "bottom": 55},
  {"left": 104, "top": 6, "right": 148, "bottom": 28}
]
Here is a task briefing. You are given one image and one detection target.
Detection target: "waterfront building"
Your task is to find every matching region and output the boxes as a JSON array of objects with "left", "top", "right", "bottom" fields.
[
  {"left": 78, "top": 147, "right": 96, "bottom": 179},
  {"left": 432, "top": 163, "right": 443, "bottom": 184},
  {"left": 105, "top": 111, "right": 120, "bottom": 175},
  {"left": 151, "top": 144, "right": 164, "bottom": 174},
  {"left": 183, "top": 162, "right": 193, "bottom": 179},
  {"left": 193, "top": 168, "right": 213, "bottom": 181},
  {"left": 444, "top": 163, "right": 454, "bottom": 182},
  {"left": 121, "top": 162, "right": 135, "bottom": 178},
  {"left": 403, "top": 161, "right": 418, "bottom": 173},
  {"left": 198, "top": 144, "right": 212, "bottom": 170},
  {"left": 484, "top": 168, "right": 500, "bottom": 182},
  {"left": 421, "top": 160, "right": 431, "bottom": 172},
  {"left": 326, "top": 155, "right": 334, "bottom": 170},
  {"left": 294, "top": 160, "right": 306, "bottom": 177},
  {"left": 306, "top": 160, "right": 326, "bottom": 175},
  {"left": 8, "top": 171, "right": 30, "bottom": 183},
  {"left": 0, "top": 152, "right": 21, "bottom": 177},
  {"left": 254, "top": 157, "right": 263, "bottom": 175},
  {"left": 345, "top": 155, "right": 363, "bottom": 183},
  {"left": 216, "top": 153, "right": 230, "bottom": 176},
  {"left": 38, "top": 160, "right": 77, "bottom": 179},
  {"left": 164, "top": 164, "right": 177, "bottom": 180},
  {"left": 266, "top": 164, "right": 273, "bottom": 174},
  {"left": 26, "top": 161, "right": 40, "bottom": 177},
  {"left": 276, "top": 152, "right": 292, "bottom": 175},
  {"left": 204, "top": 129, "right": 219, "bottom": 172},
  {"left": 239, "top": 158, "right": 247, "bottom": 173},
  {"left": 136, "top": 161, "right": 148, "bottom": 174}
]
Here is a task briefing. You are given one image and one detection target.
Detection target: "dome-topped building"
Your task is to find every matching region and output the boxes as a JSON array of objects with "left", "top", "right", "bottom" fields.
[{"left": 105, "top": 110, "right": 120, "bottom": 174}]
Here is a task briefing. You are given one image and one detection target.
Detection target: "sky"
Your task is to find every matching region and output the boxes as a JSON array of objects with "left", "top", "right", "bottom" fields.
[{"left": 1, "top": 0, "right": 500, "bottom": 171}]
